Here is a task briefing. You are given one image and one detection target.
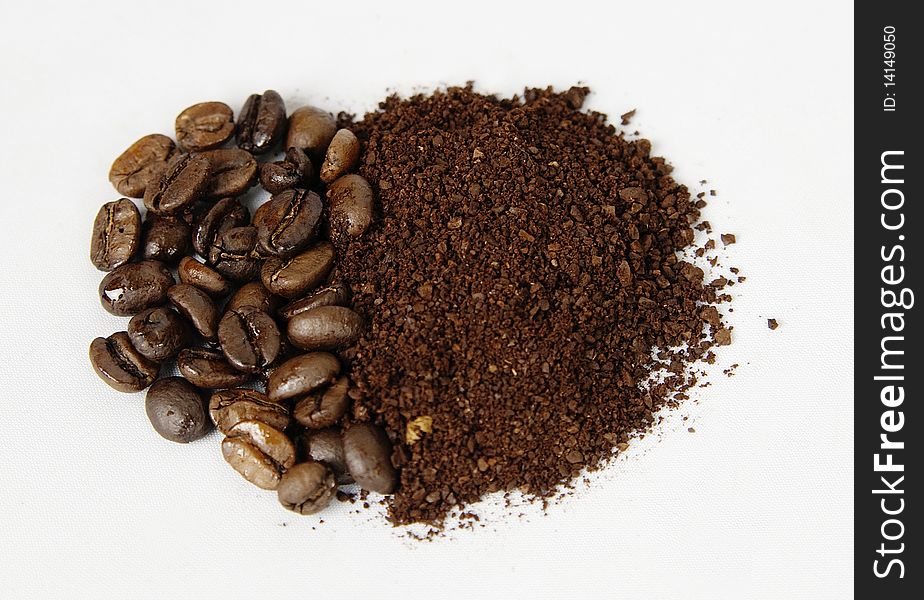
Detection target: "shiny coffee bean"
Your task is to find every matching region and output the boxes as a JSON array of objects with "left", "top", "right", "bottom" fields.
[
  {"left": 209, "top": 388, "right": 290, "bottom": 434},
  {"left": 145, "top": 377, "right": 212, "bottom": 443},
  {"left": 192, "top": 197, "right": 250, "bottom": 257},
  {"left": 327, "top": 174, "right": 374, "bottom": 240},
  {"left": 227, "top": 282, "right": 282, "bottom": 315},
  {"left": 261, "top": 242, "right": 335, "bottom": 299},
  {"left": 143, "top": 153, "right": 212, "bottom": 215},
  {"left": 236, "top": 90, "right": 287, "bottom": 154},
  {"left": 286, "top": 106, "right": 336, "bottom": 158},
  {"left": 177, "top": 348, "right": 250, "bottom": 389},
  {"left": 210, "top": 226, "right": 260, "bottom": 281},
  {"left": 175, "top": 101, "right": 234, "bottom": 152},
  {"left": 301, "top": 428, "right": 353, "bottom": 484},
  {"left": 277, "top": 461, "right": 337, "bottom": 515},
  {"left": 167, "top": 283, "right": 219, "bottom": 342},
  {"left": 320, "top": 129, "right": 360, "bottom": 184},
  {"left": 89, "top": 331, "right": 160, "bottom": 393},
  {"left": 259, "top": 147, "right": 314, "bottom": 194},
  {"left": 142, "top": 215, "right": 190, "bottom": 263},
  {"left": 278, "top": 283, "right": 352, "bottom": 321},
  {"left": 109, "top": 134, "right": 177, "bottom": 197},
  {"left": 221, "top": 420, "right": 296, "bottom": 490},
  {"left": 127, "top": 306, "right": 188, "bottom": 362},
  {"left": 90, "top": 199, "right": 141, "bottom": 271},
  {"left": 288, "top": 305, "right": 363, "bottom": 351},
  {"left": 254, "top": 189, "right": 322, "bottom": 256},
  {"left": 343, "top": 423, "right": 398, "bottom": 494},
  {"left": 200, "top": 148, "right": 257, "bottom": 198},
  {"left": 293, "top": 376, "right": 350, "bottom": 429},
  {"left": 218, "top": 306, "right": 281, "bottom": 373},
  {"left": 99, "top": 260, "right": 174, "bottom": 316},
  {"left": 177, "top": 256, "right": 231, "bottom": 298},
  {"left": 267, "top": 352, "right": 340, "bottom": 402}
]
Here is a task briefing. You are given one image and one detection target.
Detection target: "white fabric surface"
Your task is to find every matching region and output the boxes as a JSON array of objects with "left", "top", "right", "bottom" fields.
[{"left": 0, "top": 1, "right": 853, "bottom": 598}]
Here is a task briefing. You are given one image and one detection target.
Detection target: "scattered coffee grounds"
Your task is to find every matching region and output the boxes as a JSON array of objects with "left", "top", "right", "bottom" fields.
[
  {"left": 337, "top": 85, "right": 730, "bottom": 525},
  {"left": 768, "top": 318, "right": 779, "bottom": 330}
]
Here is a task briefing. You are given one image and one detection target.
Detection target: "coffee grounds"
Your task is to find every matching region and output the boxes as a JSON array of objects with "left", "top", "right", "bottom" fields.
[{"left": 337, "top": 85, "right": 728, "bottom": 526}]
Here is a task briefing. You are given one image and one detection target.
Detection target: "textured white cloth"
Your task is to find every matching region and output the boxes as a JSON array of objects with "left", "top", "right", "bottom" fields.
[{"left": 0, "top": 1, "right": 853, "bottom": 598}]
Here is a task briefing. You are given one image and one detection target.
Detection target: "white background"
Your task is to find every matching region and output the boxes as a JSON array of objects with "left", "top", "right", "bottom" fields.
[{"left": 0, "top": 1, "right": 853, "bottom": 598}]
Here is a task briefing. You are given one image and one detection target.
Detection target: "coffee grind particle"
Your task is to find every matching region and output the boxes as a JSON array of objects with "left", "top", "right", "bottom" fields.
[{"left": 338, "top": 85, "right": 728, "bottom": 525}]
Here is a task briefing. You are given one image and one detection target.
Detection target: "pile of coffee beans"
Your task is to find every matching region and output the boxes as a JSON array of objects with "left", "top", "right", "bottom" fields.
[{"left": 89, "top": 91, "right": 396, "bottom": 515}]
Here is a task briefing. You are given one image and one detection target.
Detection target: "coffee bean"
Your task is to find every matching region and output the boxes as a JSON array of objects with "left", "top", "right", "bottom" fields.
[
  {"left": 177, "top": 256, "right": 231, "bottom": 298},
  {"left": 227, "top": 282, "right": 282, "bottom": 315},
  {"left": 278, "top": 283, "right": 352, "bottom": 321},
  {"left": 320, "top": 129, "right": 360, "bottom": 184},
  {"left": 254, "top": 189, "right": 322, "bottom": 256},
  {"left": 175, "top": 101, "right": 234, "bottom": 152},
  {"left": 90, "top": 199, "right": 141, "bottom": 271},
  {"left": 267, "top": 352, "right": 340, "bottom": 403},
  {"left": 276, "top": 461, "right": 336, "bottom": 515},
  {"left": 288, "top": 306, "right": 363, "bottom": 351},
  {"left": 192, "top": 197, "right": 250, "bottom": 257},
  {"left": 286, "top": 106, "right": 336, "bottom": 158},
  {"left": 209, "top": 388, "right": 290, "bottom": 435},
  {"left": 236, "top": 90, "right": 287, "bottom": 154},
  {"left": 109, "top": 134, "right": 177, "bottom": 197},
  {"left": 177, "top": 348, "right": 250, "bottom": 389},
  {"left": 342, "top": 423, "right": 398, "bottom": 494},
  {"left": 145, "top": 377, "right": 212, "bottom": 443},
  {"left": 218, "top": 306, "right": 281, "bottom": 373},
  {"left": 200, "top": 148, "right": 257, "bottom": 198},
  {"left": 293, "top": 375, "right": 350, "bottom": 429},
  {"left": 300, "top": 428, "right": 353, "bottom": 484},
  {"left": 258, "top": 147, "right": 314, "bottom": 194},
  {"left": 221, "top": 419, "right": 296, "bottom": 490},
  {"left": 127, "top": 306, "right": 188, "bottom": 362},
  {"left": 142, "top": 215, "right": 191, "bottom": 263},
  {"left": 89, "top": 331, "right": 160, "bottom": 393},
  {"left": 167, "top": 283, "right": 219, "bottom": 342},
  {"left": 99, "top": 260, "right": 174, "bottom": 316},
  {"left": 327, "top": 174, "right": 374, "bottom": 240},
  {"left": 210, "top": 226, "right": 260, "bottom": 281},
  {"left": 143, "top": 153, "right": 212, "bottom": 215},
  {"left": 261, "top": 242, "right": 335, "bottom": 299}
]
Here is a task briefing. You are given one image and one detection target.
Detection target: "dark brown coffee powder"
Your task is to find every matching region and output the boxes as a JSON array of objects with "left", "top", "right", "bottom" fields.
[{"left": 337, "top": 86, "right": 729, "bottom": 526}]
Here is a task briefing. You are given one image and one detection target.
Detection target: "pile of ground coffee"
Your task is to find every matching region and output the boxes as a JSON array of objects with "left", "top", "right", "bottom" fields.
[{"left": 338, "top": 86, "right": 729, "bottom": 525}]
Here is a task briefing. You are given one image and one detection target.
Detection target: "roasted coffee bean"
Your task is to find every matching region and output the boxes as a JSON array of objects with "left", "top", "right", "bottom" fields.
[
  {"left": 127, "top": 306, "right": 188, "bottom": 362},
  {"left": 286, "top": 106, "right": 336, "bottom": 158},
  {"left": 177, "top": 348, "right": 250, "bottom": 389},
  {"left": 175, "top": 101, "right": 234, "bottom": 152},
  {"left": 320, "top": 129, "right": 360, "bottom": 183},
  {"left": 217, "top": 306, "right": 281, "bottom": 373},
  {"left": 258, "top": 147, "right": 314, "bottom": 194},
  {"left": 178, "top": 256, "right": 231, "bottom": 298},
  {"left": 236, "top": 90, "right": 287, "bottom": 154},
  {"left": 254, "top": 189, "right": 322, "bottom": 256},
  {"left": 277, "top": 461, "right": 337, "bottom": 515},
  {"left": 293, "top": 376, "right": 350, "bottom": 429},
  {"left": 209, "top": 388, "right": 290, "bottom": 434},
  {"left": 193, "top": 197, "right": 250, "bottom": 257},
  {"left": 278, "top": 283, "right": 352, "bottom": 321},
  {"left": 90, "top": 199, "right": 141, "bottom": 271},
  {"left": 327, "top": 174, "right": 374, "bottom": 240},
  {"left": 343, "top": 423, "right": 398, "bottom": 494},
  {"left": 143, "top": 153, "right": 211, "bottom": 215},
  {"left": 99, "top": 260, "right": 174, "bottom": 316},
  {"left": 145, "top": 377, "right": 212, "bottom": 443},
  {"left": 142, "top": 215, "right": 190, "bottom": 263},
  {"left": 201, "top": 148, "right": 257, "bottom": 198},
  {"left": 288, "top": 306, "right": 363, "bottom": 351},
  {"left": 109, "top": 134, "right": 177, "bottom": 197},
  {"left": 89, "top": 331, "right": 160, "bottom": 393},
  {"left": 167, "top": 283, "right": 219, "bottom": 342},
  {"left": 210, "top": 226, "right": 260, "bottom": 281},
  {"left": 261, "top": 242, "right": 335, "bottom": 299},
  {"left": 267, "top": 352, "right": 340, "bottom": 402},
  {"left": 221, "top": 420, "right": 296, "bottom": 490},
  {"left": 301, "top": 428, "right": 353, "bottom": 484},
  {"left": 227, "top": 282, "right": 282, "bottom": 315}
]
